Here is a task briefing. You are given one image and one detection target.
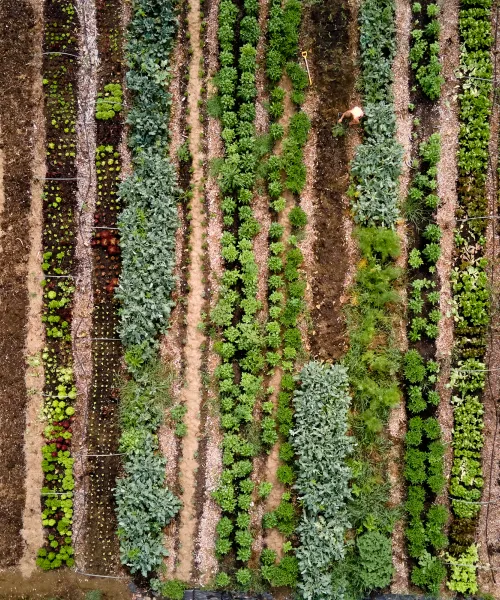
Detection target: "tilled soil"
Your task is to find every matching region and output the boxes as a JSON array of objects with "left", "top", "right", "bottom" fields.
[
  {"left": 0, "top": 0, "right": 37, "bottom": 568},
  {"left": 302, "top": 0, "right": 357, "bottom": 362}
]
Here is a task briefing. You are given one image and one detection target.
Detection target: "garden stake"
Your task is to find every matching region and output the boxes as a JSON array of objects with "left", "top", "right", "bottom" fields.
[{"left": 301, "top": 50, "right": 312, "bottom": 85}]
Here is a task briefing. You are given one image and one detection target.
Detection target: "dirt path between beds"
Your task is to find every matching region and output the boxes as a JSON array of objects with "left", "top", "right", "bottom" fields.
[
  {"left": 435, "top": 0, "right": 460, "bottom": 561},
  {"left": 389, "top": 0, "right": 411, "bottom": 592},
  {"left": 174, "top": 0, "right": 207, "bottom": 581},
  {"left": 193, "top": 0, "right": 225, "bottom": 583},
  {"left": 19, "top": 0, "right": 47, "bottom": 575}
]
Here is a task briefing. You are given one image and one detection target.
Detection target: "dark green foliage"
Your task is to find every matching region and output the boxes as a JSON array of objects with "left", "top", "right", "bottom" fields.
[
  {"left": 403, "top": 350, "right": 425, "bottom": 383},
  {"left": 261, "top": 554, "right": 298, "bottom": 588},
  {"left": 357, "top": 532, "right": 394, "bottom": 590},
  {"left": 409, "top": 4, "right": 443, "bottom": 99},
  {"left": 446, "top": 1, "right": 492, "bottom": 591},
  {"left": 401, "top": 127, "right": 448, "bottom": 592},
  {"left": 289, "top": 206, "right": 307, "bottom": 228}
]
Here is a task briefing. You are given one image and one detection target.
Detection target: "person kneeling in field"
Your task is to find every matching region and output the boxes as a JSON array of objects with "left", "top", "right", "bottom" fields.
[{"left": 338, "top": 105, "right": 364, "bottom": 126}]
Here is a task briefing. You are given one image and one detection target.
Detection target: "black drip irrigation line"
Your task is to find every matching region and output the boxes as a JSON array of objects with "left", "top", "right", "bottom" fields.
[
  {"left": 37, "top": 176, "right": 82, "bottom": 180},
  {"left": 456, "top": 214, "right": 500, "bottom": 222}
]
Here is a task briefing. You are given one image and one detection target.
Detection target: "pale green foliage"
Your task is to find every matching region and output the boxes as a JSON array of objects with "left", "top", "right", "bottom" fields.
[
  {"left": 116, "top": 0, "right": 181, "bottom": 579},
  {"left": 96, "top": 83, "right": 123, "bottom": 120},
  {"left": 292, "top": 362, "right": 353, "bottom": 600},
  {"left": 117, "top": 152, "right": 179, "bottom": 348},
  {"left": 446, "top": 544, "right": 479, "bottom": 594},
  {"left": 350, "top": 103, "right": 403, "bottom": 227}
]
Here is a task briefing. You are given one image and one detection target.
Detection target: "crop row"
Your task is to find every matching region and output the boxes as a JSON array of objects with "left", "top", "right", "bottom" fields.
[
  {"left": 114, "top": 0, "right": 181, "bottom": 581},
  {"left": 292, "top": 362, "right": 352, "bottom": 600},
  {"left": 258, "top": 0, "right": 311, "bottom": 589},
  {"left": 409, "top": 1, "right": 443, "bottom": 100},
  {"left": 36, "top": 0, "right": 79, "bottom": 572},
  {"left": 83, "top": 0, "right": 125, "bottom": 571},
  {"left": 210, "top": 0, "right": 269, "bottom": 587},
  {"left": 331, "top": 0, "right": 404, "bottom": 598},
  {"left": 446, "top": 0, "right": 493, "bottom": 593},
  {"left": 209, "top": 0, "right": 313, "bottom": 588},
  {"left": 403, "top": 134, "right": 447, "bottom": 594}
]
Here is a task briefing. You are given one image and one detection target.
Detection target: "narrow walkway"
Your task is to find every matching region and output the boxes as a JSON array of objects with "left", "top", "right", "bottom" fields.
[
  {"left": 174, "top": 0, "right": 206, "bottom": 581},
  {"left": 20, "top": 0, "right": 46, "bottom": 573}
]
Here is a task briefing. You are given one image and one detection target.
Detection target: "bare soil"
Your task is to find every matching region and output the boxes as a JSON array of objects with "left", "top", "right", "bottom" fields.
[
  {"left": 193, "top": 0, "right": 225, "bottom": 582},
  {"left": 19, "top": 0, "right": 47, "bottom": 576},
  {"left": 173, "top": 0, "right": 208, "bottom": 580},
  {"left": 435, "top": 0, "right": 460, "bottom": 550},
  {"left": 159, "top": 0, "right": 190, "bottom": 577},
  {"left": 0, "top": 569, "right": 131, "bottom": 600},
  {"left": 0, "top": 0, "right": 37, "bottom": 568},
  {"left": 72, "top": 0, "right": 98, "bottom": 572},
  {"left": 301, "top": 0, "right": 358, "bottom": 362}
]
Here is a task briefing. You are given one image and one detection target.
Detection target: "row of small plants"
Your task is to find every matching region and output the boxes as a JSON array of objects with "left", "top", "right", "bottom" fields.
[
  {"left": 330, "top": 0, "right": 404, "bottom": 597},
  {"left": 258, "top": 0, "right": 312, "bottom": 590},
  {"left": 409, "top": 1, "right": 443, "bottom": 100},
  {"left": 210, "top": 0, "right": 269, "bottom": 587},
  {"left": 37, "top": 0, "right": 79, "bottom": 571},
  {"left": 210, "top": 0, "right": 311, "bottom": 588},
  {"left": 292, "top": 362, "right": 352, "bottom": 600},
  {"left": 114, "top": 0, "right": 181, "bottom": 580},
  {"left": 446, "top": 0, "right": 494, "bottom": 593},
  {"left": 403, "top": 134, "right": 448, "bottom": 593},
  {"left": 83, "top": 0, "right": 126, "bottom": 572}
]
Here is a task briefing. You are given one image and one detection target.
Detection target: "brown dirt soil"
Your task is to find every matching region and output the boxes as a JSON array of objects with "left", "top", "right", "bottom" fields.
[
  {"left": 0, "top": 569, "right": 131, "bottom": 599},
  {"left": 0, "top": 0, "right": 37, "bottom": 568},
  {"left": 301, "top": 0, "right": 358, "bottom": 362},
  {"left": 435, "top": 0, "right": 460, "bottom": 552},
  {"left": 72, "top": 0, "right": 98, "bottom": 571},
  {"left": 478, "top": 4, "right": 500, "bottom": 594},
  {"left": 389, "top": 0, "right": 412, "bottom": 592},
  {"left": 173, "top": 0, "right": 208, "bottom": 581},
  {"left": 19, "top": 0, "right": 47, "bottom": 576},
  {"left": 160, "top": 1, "right": 189, "bottom": 577},
  {"left": 193, "top": 0, "right": 225, "bottom": 583}
]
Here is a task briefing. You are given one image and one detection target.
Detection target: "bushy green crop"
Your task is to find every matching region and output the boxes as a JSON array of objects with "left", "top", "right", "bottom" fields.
[
  {"left": 115, "top": 0, "right": 181, "bottom": 579},
  {"left": 293, "top": 362, "right": 352, "bottom": 600}
]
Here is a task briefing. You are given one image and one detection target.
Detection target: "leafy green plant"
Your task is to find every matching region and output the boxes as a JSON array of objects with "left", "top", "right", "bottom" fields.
[
  {"left": 115, "top": 0, "right": 181, "bottom": 580},
  {"left": 293, "top": 362, "right": 352, "bottom": 600},
  {"left": 96, "top": 82, "right": 123, "bottom": 120},
  {"left": 357, "top": 531, "right": 393, "bottom": 590}
]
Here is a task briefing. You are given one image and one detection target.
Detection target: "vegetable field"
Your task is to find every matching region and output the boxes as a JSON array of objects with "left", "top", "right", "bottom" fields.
[{"left": 1, "top": 0, "right": 500, "bottom": 598}]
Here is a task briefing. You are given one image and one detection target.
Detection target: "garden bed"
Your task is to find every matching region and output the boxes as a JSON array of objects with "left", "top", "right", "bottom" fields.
[
  {"left": 0, "top": 0, "right": 38, "bottom": 568},
  {"left": 4, "top": 0, "right": 500, "bottom": 599}
]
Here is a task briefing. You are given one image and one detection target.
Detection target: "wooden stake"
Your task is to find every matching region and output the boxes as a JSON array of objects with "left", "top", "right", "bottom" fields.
[{"left": 301, "top": 50, "right": 312, "bottom": 85}]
